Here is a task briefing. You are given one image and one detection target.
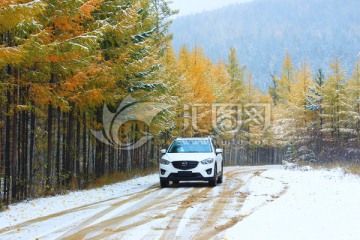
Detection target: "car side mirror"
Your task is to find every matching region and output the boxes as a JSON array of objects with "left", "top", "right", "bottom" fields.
[
  {"left": 215, "top": 149, "right": 223, "bottom": 154},
  {"left": 161, "top": 149, "right": 167, "bottom": 154}
]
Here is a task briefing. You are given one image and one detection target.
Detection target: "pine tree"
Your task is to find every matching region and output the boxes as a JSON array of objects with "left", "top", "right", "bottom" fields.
[
  {"left": 287, "top": 62, "right": 313, "bottom": 143},
  {"left": 276, "top": 52, "right": 295, "bottom": 103},
  {"left": 341, "top": 61, "right": 360, "bottom": 144},
  {"left": 271, "top": 54, "right": 297, "bottom": 146},
  {"left": 226, "top": 47, "right": 246, "bottom": 103},
  {"left": 305, "top": 69, "right": 326, "bottom": 149},
  {"left": 0, "top": 0, "right": 45, "bottom": 203},
  {"left": 306, "top": 69, "right": 325, "bottom": 112},
  {"left": 0, "top": 0, "right": 175, "bottom": 205},
  {"left": 321, "top": 59, "right": 346, "bottom": 141},
  {"left": 178, "top": 47, "right": 214, "bottom": 134},
  {"left": 149, "top": 45, "right": 185, "bottom": 142},
  {"left": 284, "top": 144, "right": 296, "bottom": 163},
  {"left": 211, "top": 61, "right": 231, "bottom": 102}
]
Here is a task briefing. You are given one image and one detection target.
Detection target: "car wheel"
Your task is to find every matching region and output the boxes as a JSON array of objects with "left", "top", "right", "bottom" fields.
[
  {"left": 208, "top": 165, "right": 217, "bottom": 187},
  {"left": 217, "top": 163, "right": 223, "bottom": 184},
  {"left": 160, "top": 179, "right": 169, "bottom": 188},
  {"left": 173, "top": 180, "right": 179, "bottom": 184}
]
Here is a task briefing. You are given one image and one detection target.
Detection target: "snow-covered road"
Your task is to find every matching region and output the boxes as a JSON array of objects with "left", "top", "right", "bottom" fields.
[{"left": 0, "top": 165, "right": 359, "bottom": 240}]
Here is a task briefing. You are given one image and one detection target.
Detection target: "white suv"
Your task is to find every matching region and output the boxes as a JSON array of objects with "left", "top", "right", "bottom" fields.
[{"left": 159, "top": 137, "right": 223, "bottom": 187}]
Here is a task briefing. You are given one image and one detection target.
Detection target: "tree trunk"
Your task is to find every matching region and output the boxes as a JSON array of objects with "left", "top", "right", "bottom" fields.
[
  {"left": 20, "top": 107, "right": 28, "bottom": 199},
  {"left": 66, "top": 109, "right": 74, "bottom": 185},
  {"left": 46, "top": 73, "right": 55, "bottom": 193},
  {"left": 29, "top": 107, "right": 36, "bottom": 196},
  {"left": 46, "top": 104, "right": 53, "bottom": 193},
  {"left": 0, "top": 100, "right": 3, "bottom": 206},
  {"left": 95, "top": 108, "right": 104, "bottom": 178},
  {"left": 82, "top": 113, "right": 87, "bottom": 184},
  {"left": 11, "top": 88, "right": 18, "bottom": 200},
  {"left": 76, "top": 114, "right": 81, "bottom": 176},
  {"left": 56, "top": 108, "right": 61, "bottom": 187},
  {"left": 4, "top": 90, "right": 11, "bottom": 205},
  {"left": 62, "top": 112, "right": 68, "bottom": 186}
]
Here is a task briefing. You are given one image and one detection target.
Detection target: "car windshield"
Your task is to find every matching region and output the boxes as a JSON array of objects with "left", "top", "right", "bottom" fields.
[{"left": 168, "top": 140, "right": 212, "bottom": 153}]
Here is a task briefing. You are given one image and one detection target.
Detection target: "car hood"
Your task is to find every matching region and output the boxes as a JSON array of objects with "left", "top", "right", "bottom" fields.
[{"left": 163, "top": 153, "right": 214, "bottom": 161}]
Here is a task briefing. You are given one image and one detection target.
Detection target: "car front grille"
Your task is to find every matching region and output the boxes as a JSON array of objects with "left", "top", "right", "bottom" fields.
[{"left": 172, "top": 161, "right": 199, "bottom": 170}]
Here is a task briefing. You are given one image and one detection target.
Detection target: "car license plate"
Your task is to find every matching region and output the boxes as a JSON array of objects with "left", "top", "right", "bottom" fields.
[{"left": 178, "top": 171, "right": 192, "bottom": 177}]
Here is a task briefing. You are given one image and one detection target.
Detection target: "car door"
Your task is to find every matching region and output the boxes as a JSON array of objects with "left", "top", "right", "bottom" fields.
[
  {"left": 216, "top": 150, "right": 222, "bottom": 172},
  {"left": 212, "top": 140, "right": 222, "bottom": 172}
]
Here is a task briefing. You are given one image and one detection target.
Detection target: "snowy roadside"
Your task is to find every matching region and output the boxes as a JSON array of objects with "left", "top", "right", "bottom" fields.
[
  {"left": 225, "top": 166, "right": 360, "bottom": 240},
  {"left": 0, "top": 166, "right": 267, "bottom": 230},
  {"left": 1, "top": 165, "right": 360, "bottom": 240},
  {"left": 0, "top": 174, "right": 159, "bottom": 229}
]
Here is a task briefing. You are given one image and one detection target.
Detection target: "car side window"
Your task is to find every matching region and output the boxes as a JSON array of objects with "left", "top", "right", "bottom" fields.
[{"left": 211, "top": 140, "right": 216, "bottom": 151}]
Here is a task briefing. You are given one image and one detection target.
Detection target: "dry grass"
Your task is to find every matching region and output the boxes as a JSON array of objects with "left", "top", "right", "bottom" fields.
[
  {"left": 310, "top": 162, "right": 360, "bottom": 176},
  {"left": 344, "top": 163, "right": 360, "bottom": 175},
  {"left": 87, "top": 167, "right": 158, "bottom": 189}
]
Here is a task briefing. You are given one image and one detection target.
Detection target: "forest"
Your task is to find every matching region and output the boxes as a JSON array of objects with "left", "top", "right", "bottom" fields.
[
  {"left": 1, "top": 0, "right": 359, "bottom": 208},
  {"left": 170, "top": 0, "right": 360, "bottom": 90}
]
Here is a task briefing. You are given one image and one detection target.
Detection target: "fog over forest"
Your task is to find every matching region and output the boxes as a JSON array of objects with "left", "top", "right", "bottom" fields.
[{"left": 171, "top": 0, "right": 360, "bottom": 90}]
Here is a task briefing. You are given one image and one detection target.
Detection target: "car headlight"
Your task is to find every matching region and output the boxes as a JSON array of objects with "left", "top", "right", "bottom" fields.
[
  {"left": 201, "top": 158, "right": 214, "bottom": 164},
  {"left": 160, "top": 159, "right": 170, "bottom": 165}
]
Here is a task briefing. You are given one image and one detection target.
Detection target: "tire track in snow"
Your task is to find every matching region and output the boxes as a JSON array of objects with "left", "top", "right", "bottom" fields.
[
  {"left": 0, "top": 167, "right": 288, "bottom": 240},
  {"left": 192, "top": 169, "right": 256, "bottom": 240},
  {"left": 61, "top": 186, "right": 200, "bottom": 239},
  {"left": 159, "top": 186, "right": 214, "bottom": 240},
  {"left": 0, "top": 185, "right": 158, "bottom": 237},
  {"left": 195, "top": 169, "right": 289, "bottom": 240},
  {"left": 159, "top": 169, "right": 252, "bottom": 240}
]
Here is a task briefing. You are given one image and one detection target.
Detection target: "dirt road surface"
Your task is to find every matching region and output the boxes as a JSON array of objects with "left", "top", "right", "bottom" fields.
[{"left": 0, "top": 167, "right": 287, "bottom": 239}]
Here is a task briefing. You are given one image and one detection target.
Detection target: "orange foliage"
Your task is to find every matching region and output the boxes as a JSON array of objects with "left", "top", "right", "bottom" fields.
[
  {"left": 45, "top": 52, "right": 81, "bottom": 63},
  {"left": 79, "top": 0, "right": 104, "bottom": 19},
  {"left": 179, "top": 47, "right": 217, "bottom": 104},
  {"left": 76, "top": 88, "right": 105, "bottom": 109},
  {"left": 53, "top": 16, "right": 75, "bottom": 32},
  {"left": 61, "top": 72, "right": 87, "bottom": 94},
  {"left": 29, "top": 84, "right": 52, "bottom": 109},
  {"left": 0, "top": 0, "right": 18, "bottom": 8}
]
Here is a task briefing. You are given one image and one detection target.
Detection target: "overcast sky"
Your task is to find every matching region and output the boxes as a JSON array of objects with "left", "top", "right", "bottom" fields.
[{"left": 170, "top": 0, "right": 253, "bottom": 17}]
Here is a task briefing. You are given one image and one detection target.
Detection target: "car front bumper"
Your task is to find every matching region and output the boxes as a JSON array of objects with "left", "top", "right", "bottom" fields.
[
  {"left": 160, "top": 172, "right": 214, "bottom": 182},
  {"left": 159, "top": 161, "right": 215, "bottom": 181}
]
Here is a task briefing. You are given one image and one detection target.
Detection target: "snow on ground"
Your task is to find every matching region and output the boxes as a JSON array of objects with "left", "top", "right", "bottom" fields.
[
  {"left": 1, "top": 165, "right": 360, "bottom": 240},
  {"left": 225, "top": 167, "right": 360, "bottom": 240},
  {"left": 0, "top": 174, "right": 159, "bottom": 229}
]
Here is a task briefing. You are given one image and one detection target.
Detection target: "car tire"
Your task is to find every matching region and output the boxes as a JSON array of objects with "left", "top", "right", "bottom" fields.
[
  {"left": 217, "top": 163, "right": 223, "bottom": 184},
  {"left": 160, "top": 180, "right": 169, "bottom": 188},
  {"left": 208, "top": 165, "right": 217, "bottom": 187}
]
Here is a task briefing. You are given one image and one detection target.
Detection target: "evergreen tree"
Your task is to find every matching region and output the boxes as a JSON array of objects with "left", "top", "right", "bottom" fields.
[
  {"left": 276, "top": 52, "right": 295, "bottom": 103},
  {"left": 321, "top": 59, "right": 346, "bottom": 140},
  {"left": 226, "top": 47, "right": 246, "bottom": 103},
  {"left": 287, "top": 62, "right": 313, "bottom": 143},
  {"left": 341, "top": 61, "right": 360, "bottom": 144},
  {"left": 305, "top": 69, "right": 326, "bottom": 147},
  {"left": 0, "top": 0, "right": 175, "bottom": 205}
]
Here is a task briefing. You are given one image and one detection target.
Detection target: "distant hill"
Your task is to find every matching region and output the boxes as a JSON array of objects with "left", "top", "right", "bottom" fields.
[{"left": 170, "top": 0, "right": 360, "bottom": 90}]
